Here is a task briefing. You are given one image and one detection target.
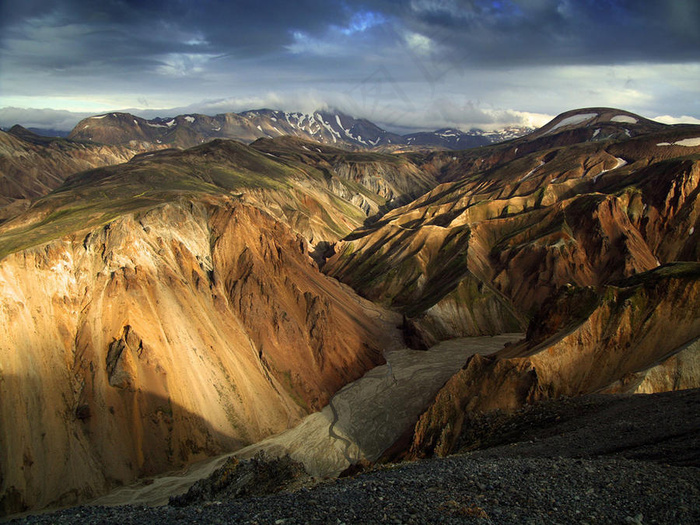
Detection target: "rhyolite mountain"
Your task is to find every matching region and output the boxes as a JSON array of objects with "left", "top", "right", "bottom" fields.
[
  {"left": 407, "top": 263, "right": 700, "bottom": 459},
  {"left": 322, "top": 107, "right": 700, "bottom": 458},
  {"left": 0, "top": 136, "right": 427, "bottom": 514},
  {"left": 326, "top": 108, "right": 698, "bottom": 328},
  {"left": 1, "top": 107, "right": 698, "bottom": 516},
  {"left": 67, "top": 108, "right": 532, "bottom": 151}
]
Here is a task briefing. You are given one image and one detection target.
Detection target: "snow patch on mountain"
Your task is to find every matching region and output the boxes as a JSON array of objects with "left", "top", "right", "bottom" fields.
[
  {"left": 657, "top": 137, "right": 700, "bottom": 147},
  {"left": 593, "top": 157, "right": 627, "bottom": 183},
  {"left": 611, "top": 115, "right": 638, "bottom": 124},
  {"left": 544, "top": 113, "right": 598, "bottom": 135},
  {"left": 521, "top": 161, "right": 545, "bottom": 182},
  {"left": 68, "top": 108, "right": 532, "bottom": 149}
]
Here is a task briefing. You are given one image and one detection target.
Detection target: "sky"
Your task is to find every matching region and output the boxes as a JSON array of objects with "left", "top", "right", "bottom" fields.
[{"left": 1, "top": 0, "right": 699, "bottom": 132}]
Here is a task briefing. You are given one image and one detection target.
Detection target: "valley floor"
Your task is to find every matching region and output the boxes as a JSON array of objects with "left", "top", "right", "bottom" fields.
[
  {"left": 69, "top": 334, "right": 523, "bottom": 509},
  {"left": 9, "top": 389, "right": 699, "bottom": 524}
]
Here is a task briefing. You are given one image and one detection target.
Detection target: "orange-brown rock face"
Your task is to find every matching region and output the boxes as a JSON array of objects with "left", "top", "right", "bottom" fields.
[
  {"left": 0, "top": 199, "right": 394, "bottom": 515},
  {"left": 325, "top": 124, "right": 700, "bottom": 336},
  {"left": 209, "top": 204, "right": 388, "bottom": 409},
  {"left": 409, "top": 263, "right": 700, "bottom": 458},
  {"left": 621, "top": 157, "right": 700, "bottom": 262}
]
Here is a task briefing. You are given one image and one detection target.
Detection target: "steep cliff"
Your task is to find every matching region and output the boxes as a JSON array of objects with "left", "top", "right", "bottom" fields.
[{"left": 0, "top": 161, "right": 399, "bottom": 515}]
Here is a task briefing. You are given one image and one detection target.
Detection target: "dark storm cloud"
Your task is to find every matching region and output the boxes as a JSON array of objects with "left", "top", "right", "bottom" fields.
[
  {"left": 387, "top": 0, "right": 700, "bottom": 67},
  {"left": 1, "top": 0, "right": 699, "bottom": 130},
  {"left": 3, "top": 0, "right": 698, "bottom": 76},
  {"left": 0, "top": 0, "right": 351, "bottom": 65}
]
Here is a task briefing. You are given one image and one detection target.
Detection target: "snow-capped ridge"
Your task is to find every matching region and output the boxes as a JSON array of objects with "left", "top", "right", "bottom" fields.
[{"left": 68, "top": 107, "right": 535, "bottom": 150}]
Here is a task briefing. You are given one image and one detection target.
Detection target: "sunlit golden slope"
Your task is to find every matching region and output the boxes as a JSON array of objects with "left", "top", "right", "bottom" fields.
[{"left": 0, "top": 138, "right": 418, "bottom": 515}]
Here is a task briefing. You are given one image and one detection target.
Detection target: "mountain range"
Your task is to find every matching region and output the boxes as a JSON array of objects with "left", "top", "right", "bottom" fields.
[
  {"left": 0, "top": 109, "right": 530, "bottom": 225},
  {"left": 66, "top": 108, "right": 532, "bottom": 151},
  {"left": 0, "top": 106, "right": 698, "bottom": 517}
]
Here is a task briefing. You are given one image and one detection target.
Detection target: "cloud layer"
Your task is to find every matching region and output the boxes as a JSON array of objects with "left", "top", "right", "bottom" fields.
[{"left": 1, "top": 1, "right": 699, "bottom": 130}]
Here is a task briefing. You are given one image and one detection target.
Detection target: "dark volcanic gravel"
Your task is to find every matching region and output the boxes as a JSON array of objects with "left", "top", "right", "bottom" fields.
[
  {"left": 9, "top": 456, "right": 699, "bottom": 524},
  {"left": 9, "top": 389, "right": 700, "bottom": 524},
  {"left": 458, "top": 389, "right": 700, "bottom": 467}
]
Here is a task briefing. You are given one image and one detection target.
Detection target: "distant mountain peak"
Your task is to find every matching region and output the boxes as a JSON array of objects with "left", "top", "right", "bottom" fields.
[
  {"left": 523, "top": 107, "right": 667, "bottom": 145},
  {"left": 67, "top": 108, "right": 532, "bottom": 151},
  {"left": 7, "top": 124, "right": 65, "bottom": 144},
  {"left": 535, "top": 108, "right": 664, "bottom": 137}
]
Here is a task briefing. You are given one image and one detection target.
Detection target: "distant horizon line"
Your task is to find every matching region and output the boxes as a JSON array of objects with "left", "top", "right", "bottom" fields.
[
  {"left": 0, "top": 105, "right": 543, "bottom": 135},
  {"left": 2, "top": 104, "right": 700, "bottom": 135}
]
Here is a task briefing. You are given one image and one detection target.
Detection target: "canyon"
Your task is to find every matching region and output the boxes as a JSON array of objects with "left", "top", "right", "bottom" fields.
[{"left": 0, "top": 107, "right": 698, "bottom": 518}]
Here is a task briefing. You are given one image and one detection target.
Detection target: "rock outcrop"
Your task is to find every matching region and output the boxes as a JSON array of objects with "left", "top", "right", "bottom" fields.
[
  {"left": 169, "top": 453, "right": 310, "bottom": 507},
  {"left": 409, "top": 263, "right": 700, "bottom": 458}
]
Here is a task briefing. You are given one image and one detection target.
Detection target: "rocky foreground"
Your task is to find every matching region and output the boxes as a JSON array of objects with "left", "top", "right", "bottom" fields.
[{"left": 10, "top": 389, "right": 699, "bottom": 524}]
